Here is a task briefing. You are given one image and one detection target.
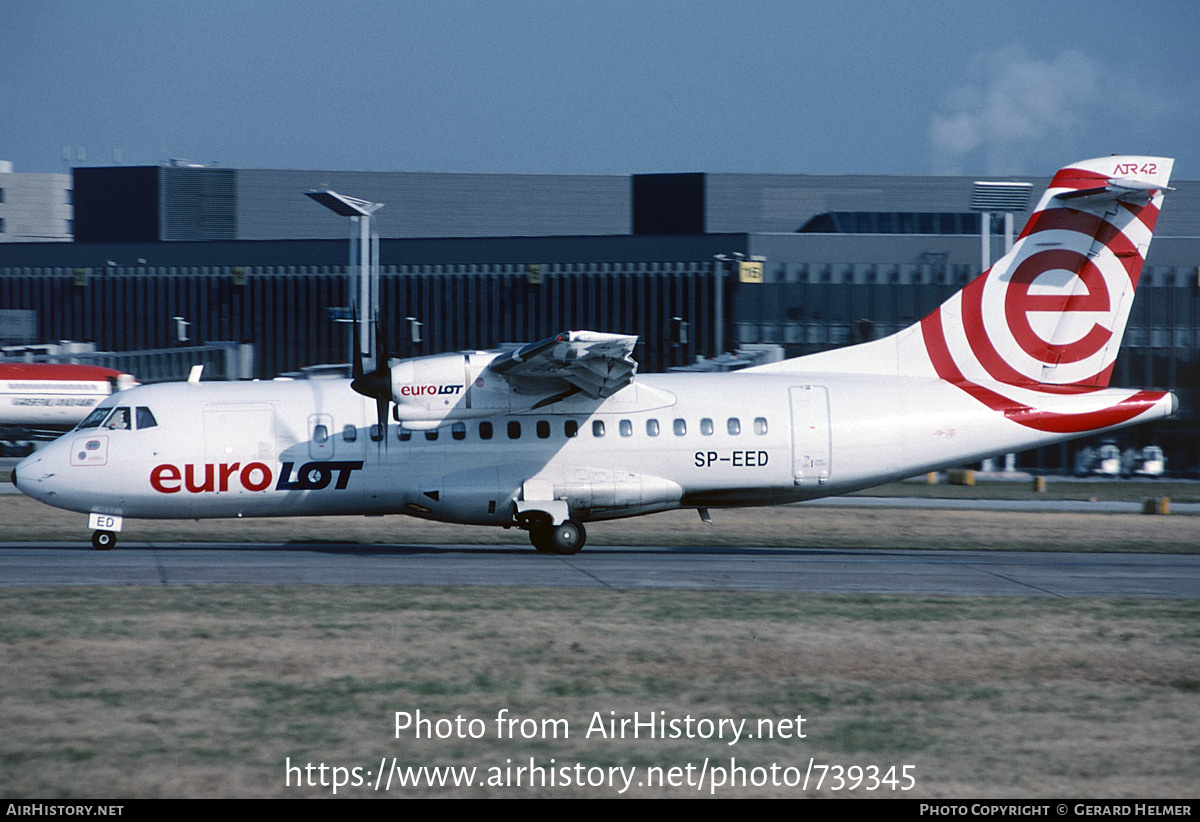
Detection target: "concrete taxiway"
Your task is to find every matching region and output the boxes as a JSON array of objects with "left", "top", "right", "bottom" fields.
[{"left": 1, "top": 542, "right": 1197, "bottom": 598}]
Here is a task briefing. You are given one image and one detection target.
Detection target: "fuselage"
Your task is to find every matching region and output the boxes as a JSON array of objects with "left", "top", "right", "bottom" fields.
[
  {"left": 12, "top": 155, "right": 1180, "bottom": 556},
  {"left": 13, "top": 370, "right": 1175, "bottom": 527}
]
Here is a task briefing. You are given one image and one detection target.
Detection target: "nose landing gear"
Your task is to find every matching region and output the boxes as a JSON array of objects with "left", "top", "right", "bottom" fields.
[
  {"left": 91, "top": 530, "right": 117, "bottom": 551},
  {"left": 86, "top": 513, "right": 123, "bottom": 551}
]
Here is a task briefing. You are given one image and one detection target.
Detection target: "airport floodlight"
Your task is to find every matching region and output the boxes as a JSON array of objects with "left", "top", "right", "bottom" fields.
[
  {"left": 304, "top": 189, "right": 384, "bottom": 367},
  {"left": 304, "top": 189, "right": 385, "bottom": 218},
  {"left": 969, "top": 181, "right": 1033, "bottom": 212},
  {"left": 970, "top": 181, "right": 1034, "bottom": 272}
]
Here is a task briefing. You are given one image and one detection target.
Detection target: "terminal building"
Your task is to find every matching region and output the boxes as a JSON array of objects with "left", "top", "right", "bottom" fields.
[
  {"left": 2, "top": 162, "right": 1197, "bottom": 473},
  {"left": 0, "top": 162, "right": 72, "bottom": 243}
]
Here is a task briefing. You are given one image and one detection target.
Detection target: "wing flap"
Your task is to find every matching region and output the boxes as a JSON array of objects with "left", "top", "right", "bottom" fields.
[{"left": 487, "top": 330, "right": 638, "bottom": 400}]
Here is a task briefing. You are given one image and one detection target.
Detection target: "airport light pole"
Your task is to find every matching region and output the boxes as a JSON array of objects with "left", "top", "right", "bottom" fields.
[
  {"left": 712, "top": 253, "right": 743, "bottom": 356},
  {"left": 970, "top": 181, "right": 1032, "bottom": 472},
  {"left": 305, "top": 189, "right": 385, "bottom": 368},
  {"left": 712, "top": 252, "right": 765, "bottom": 358}
]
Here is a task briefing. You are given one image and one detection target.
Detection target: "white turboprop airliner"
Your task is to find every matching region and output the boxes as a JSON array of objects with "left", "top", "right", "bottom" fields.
[{"left": 13, "top": 156, "right": 1178, "bottom": 553}]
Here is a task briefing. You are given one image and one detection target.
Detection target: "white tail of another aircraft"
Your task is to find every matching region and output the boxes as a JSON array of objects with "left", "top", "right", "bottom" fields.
[{"left": 749, "top": 155, "right": 1175, "bottom": 435}]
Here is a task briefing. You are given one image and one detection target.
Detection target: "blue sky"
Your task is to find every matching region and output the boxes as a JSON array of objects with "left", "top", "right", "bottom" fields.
[{"left": 3, "top": 0, "right": 1199, "bottom": 177}]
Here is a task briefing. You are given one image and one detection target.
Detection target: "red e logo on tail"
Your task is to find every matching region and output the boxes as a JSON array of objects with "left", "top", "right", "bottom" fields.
[{"left": 1003, "top": 249, "right": 1113, "bottom": 366}]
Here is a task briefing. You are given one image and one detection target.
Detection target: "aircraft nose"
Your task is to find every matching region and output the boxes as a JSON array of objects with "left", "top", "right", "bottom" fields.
[{"left": 12, "top": 452, "right": 46, "bottom": 498}]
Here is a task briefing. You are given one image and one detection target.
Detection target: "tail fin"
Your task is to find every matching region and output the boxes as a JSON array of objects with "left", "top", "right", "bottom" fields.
[
  {"left": 922, "top": 155, "right": 1173, "bottom": 390},
  {"left": 750, "top": 156, "right": 1174, "bottom": 388},
  {"left": 743, "top": 156, "right": 1176, "bottom": 435}
]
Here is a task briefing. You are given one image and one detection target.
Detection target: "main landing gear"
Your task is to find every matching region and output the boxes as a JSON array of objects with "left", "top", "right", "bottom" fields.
[
  {"left": 91, "top": 530, "right": 117, "bottom": 551},
  {"left": 519, "top": 513, "right": 587, "bottom": 555}
]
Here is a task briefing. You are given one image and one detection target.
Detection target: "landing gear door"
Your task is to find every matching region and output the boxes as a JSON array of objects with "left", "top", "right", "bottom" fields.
[{"left": 790, "top": 385, "right": 831, "bottom": 485}]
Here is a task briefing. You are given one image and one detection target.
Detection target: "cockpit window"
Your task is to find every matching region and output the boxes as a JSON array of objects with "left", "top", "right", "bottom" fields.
[
  {"left": 104, "top": 407, "right": 131, "bottom": 430},
  {"left": 80, "top": 405, "right": 157, "bottom": 431},
  {"left": 136, "top": 407, "right": 158, "bottom": 429},
  {"left": 77, "top": 406, "right": 114, "bottom": 429}
]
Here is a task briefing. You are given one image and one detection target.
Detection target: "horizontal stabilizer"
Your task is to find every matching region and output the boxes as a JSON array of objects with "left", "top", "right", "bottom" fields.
[{"left": 1055, "top": 178, "right": 1175, "bottom": 202}]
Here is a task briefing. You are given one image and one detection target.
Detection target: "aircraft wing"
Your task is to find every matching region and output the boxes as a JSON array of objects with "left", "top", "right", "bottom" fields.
[{"left": 486, "top": 330, "right": 638, "bottom": 401}]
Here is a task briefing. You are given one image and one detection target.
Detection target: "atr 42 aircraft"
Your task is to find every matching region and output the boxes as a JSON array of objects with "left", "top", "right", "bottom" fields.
[
  {"left": 1, "top": 363, "right": 137, "bottom": 447},
  {"left": 12, "top": 156, "right": 1178, "bottom": 553}
]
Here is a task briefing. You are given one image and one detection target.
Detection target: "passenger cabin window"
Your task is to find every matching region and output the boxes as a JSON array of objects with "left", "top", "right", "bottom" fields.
[
  {"left": 646, "top": 419, "right": 660, "bottom": 437},
  {"left": 313, "top": 423, "right": 329, "bottom": 443},
  {"left": 508, "top": 421, "right": 521, "bottom": 439},
  {"left": 619, "top": 419, "right": 633, "bottom": 437},
  {"left": 398, "top": 428, "right": 412, "bottom": 442},
  {"left": 537, "top": 420, "right": 550, "bottom": 439},
  {"left": 425, "top": 430, "right": 439, "bottom": 441},
  {"left": 342, "top": 424, "right": 357, "bottom": 442},
  {"left": 370, "top": 423, "right": 384, "bottom": 442},
  {"left": 452, "top": 422, "right": 467, "bottom": 440},
  {"left": 593, "top": 420, "right": 605, "bottom": 437},
  {"left": 565, "top": 420, "right": 579, "bottom": 438},
  {"left": 727, "top": 418, "right": 740, "bottom": 436},
  {"left": 136, "top": 407, "right": 158, "bottom": 429},
  {"left": 754, "top": 417, "right": 769, "bottom": 435},
  {"left": 479, "top": 421, "right": 493, "bottom": 440},
  {"left": 700, "top": 418, "right": 714, "bottom": 436}
]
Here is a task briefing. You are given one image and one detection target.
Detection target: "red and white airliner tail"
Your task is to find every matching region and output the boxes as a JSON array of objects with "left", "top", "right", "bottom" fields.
[
  {"left": 0, "top": 363, "right": 136, "bottom": 433},
  {"left": 749, "top": 156, "right": 1175, "bottom": 434},
  {"left": 923, "top": 155, "right": 1171, "bottom": 391}
]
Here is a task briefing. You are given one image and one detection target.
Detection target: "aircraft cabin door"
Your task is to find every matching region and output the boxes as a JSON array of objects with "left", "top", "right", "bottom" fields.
[
  {"left": 308, "top": 413, "right": 334, "bottom": 460},
  {"left": 203, "top": 404, "right": 278, "bottom": 465},
  {"left": 789, "top": 385, "right": 831, "bottom": 485}
]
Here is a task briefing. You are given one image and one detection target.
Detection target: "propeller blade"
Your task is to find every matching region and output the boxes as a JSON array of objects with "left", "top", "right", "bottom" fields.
[
  {"left": 376, "top": 395, "right": 390, "bottom": 438},
  {"left": 375, "top": 314, "right": 390, "bottom": 377},
  {"left": 348, "top": 313, "right": 393, "bottom": 446}
]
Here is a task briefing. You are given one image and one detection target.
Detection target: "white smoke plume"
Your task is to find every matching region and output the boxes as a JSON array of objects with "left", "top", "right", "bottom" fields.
[{"left": 929, "top": 46, "right": 1159, "bottom": 175}]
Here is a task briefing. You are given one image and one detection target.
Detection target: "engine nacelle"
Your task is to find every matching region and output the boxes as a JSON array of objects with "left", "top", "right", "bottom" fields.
[
  {"left": 389, "top": 353, "right": 470, "bottom": 421},
  {"left": 383, "top": 331, "right": 642, "bottom": 429},
  {"left": 388, "top": 352, "right": 531, "bottom": 428}
]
